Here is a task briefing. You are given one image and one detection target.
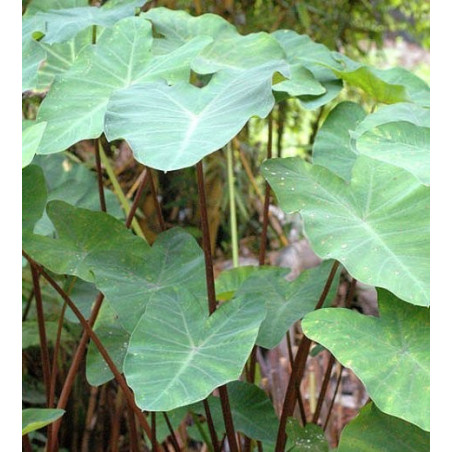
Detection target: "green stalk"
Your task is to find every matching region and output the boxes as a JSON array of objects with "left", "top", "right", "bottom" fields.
[
  {"left": 226, "top": 144, "right": 239, "bottom": 268},
  {"left": 98, "top": 141, "right": 146, "bottom": 240}
]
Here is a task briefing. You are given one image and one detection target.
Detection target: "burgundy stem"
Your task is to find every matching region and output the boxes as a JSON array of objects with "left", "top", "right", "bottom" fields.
[
  {"left": 323, "top": 365, "right": 343, "bottom": 431},
  {"left": 203, "top": 399, "right": 221, "bottom": 452},
  {"left": 125, "top": 169, "right": 149, "bottom": 229},
  {"left": 147, "top": 168, "right": 166, "bottom": 232},
  {"left": 163, "top": 412, "right": 182, "bottom": 452},
  {"left": 312, "top": 353, "right": 335, "bottom": 425},
  {"left": 94, "top": 139, "right": 107, "bottom": 212},
  {"left": 22, "top": 255, "right": 155, "bottom": 448},
  {"left": 275, "top": 261, "right": 340, "bottom": 451},
  {"left": 29, "top": 262, "right": 52, "bottom": 406},
  {"left": 196, "top": 160, "right": 239, "bottom": 452}
]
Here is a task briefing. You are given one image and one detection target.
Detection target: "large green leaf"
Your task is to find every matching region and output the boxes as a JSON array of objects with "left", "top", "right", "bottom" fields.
[
  {"left": 312, "top": 101, "right": 366, "bottom": 181},
  {"left": 23, "top": 202, "right": 205, "bottom": 332},
  {"left": 235, "top": 261, "right": 339, "bottom": 349},
  {"left": 302, "top": 290, "right": 429, "bottom": 431},
  {"left": 351, "top": 103, "right": 430, "bottom": 185},
  {"left": 104, "top": 60, "right": 288, "bottom": 171},
  {"left": 31, "top": 0, "right": 146, "bottom": 43},
  {"left": 22, "top": 121, "right": 47, "bottom": 168},
  {"left": 124, "top": 288, "right": 265, "bottom": 411},
  {"left": 272, "top": 30, "right": 343, "bottom": 109},
  {"left": 22, "top": 165, "right": 48, "bottom": 234},
  {"left": 262, "top": 156, "right": 429, "bottom": 306},
  {"left": 337, "top": 403, "right": 429, "bottom": 451},
  {"left": 24, "top": 0, "right": 88, "bottom": 16},
  {"left": 32, "top": 154, "right": 123, "bottom": 236},
  {"left": 22, "top": 408, "right": 65, "bottom": 435},
  {"left": 36, "top": 16, "right": 211, "bottom": 155},
  {"left": 22, "top": 320, "right": 72, "bottom": 349},
  {"left": 329, "top": 53, "right": 430, "bottom": 106}
]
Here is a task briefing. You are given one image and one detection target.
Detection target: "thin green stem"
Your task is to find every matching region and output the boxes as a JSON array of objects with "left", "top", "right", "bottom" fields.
[
  {"left": 226, "top": 144, "right": 239, "bottom": 268},
  {"left": 98, "top": 141, "right": 146, "bottom": 240},
  {"left": 191, "top": 410, "right": 214, "bottom": 452}
]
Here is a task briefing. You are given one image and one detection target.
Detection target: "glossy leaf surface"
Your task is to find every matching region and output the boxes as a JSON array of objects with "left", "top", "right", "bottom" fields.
[
  {"left": 302, "top": 290, "right": 429, "bottom": 431},
  {"left": 125, "top": 288, "right": 265, "bottom": 411},
  {"left": 22, "top": 121, "right": 47, "bottom": 168},
  {"left": 22, "top": 408, "right": 65, "bottom": 435},
  {"left": 286, "top": 419, "right": 329, "bottom": 452},
  {"left": 337, "top": 403, "right": 429, "bottom": 451},
  {"left": 262, "top": 156, "right": 430, "bottom": 306}
]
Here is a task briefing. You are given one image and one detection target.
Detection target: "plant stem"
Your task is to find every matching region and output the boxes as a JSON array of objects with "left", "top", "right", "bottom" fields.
[
  {"left": 98, "top": 141, "right": 146, "bottom": 239},
  {"left": 94, "top": 139, "right": 107, "bottom": 212},
  {"left": 323, "top": 365, "right": 343, "bottom": 431},
  {"left": 163, "top": 412, "right": 182, "bottom": 452},
  {"left": 29, "top": 262, "right": 52, "bottom": 406},
  {"left": 147, "top": 168, "right": 166, "bottom": 232},
  {"left": 196, "top": 160, "right": 239, "bottom": 452},
  {"left": 151, "top": 412, "right": 159, "bottom": 452},
  {"left": 191, "top": 409, "right": 214, "bottom": 452},
  {"left": 312, "top": 353, "right": 335, "bottom": 424},
  {"left": 125, "top": 168, "right": 149, "bottom": 229},
  {"left": 202, "top": 399, "right": 221, "bottom": 452},
  {"left": 226, "top": 144, "right": 239, "bottom": 268},
  {"left": 24, "top": 258, "right": 155, "bottom": 449},
  {"left": 22, "top": 288, "right": 35, "bottom": 321},
  {"left": 275, "top": 261, "right": 340, "bottom": 451}
]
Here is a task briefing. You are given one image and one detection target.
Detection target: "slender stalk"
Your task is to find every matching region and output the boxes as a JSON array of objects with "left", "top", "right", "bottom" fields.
[
  {"left": 286, "top": 331, "right": 306, "bottom": 426},
  {"left": 258, "top": 112, "right": 273, "bottom": 266},
  {"left": 94, "top": 139, "right": 107, "bottom": 212},
  {"left": 196, "top": 160, "right": 239, "bottom": 452},
  {"left": 98, "top": 141, "right": 146, "bottom": 239},
  {"left": 323, "top": 365, "right": 343, "bottom": 431},
  {"left": 147, "top": 168, "right": 166, "bottom": 232},
  {"left": 345, "top": 278, "right": 357, "bottom": 309},
  {"left": 23, "top": 257, "right": 155, "bottom": 448},
  {"left": 275, "top": 261, "right": 340, "bottom": 451},
  {"left": 202, "top": 399, "right": 220, "bottom": 452},
  {"left": 30, "top": 263, "right": 52, "bottom": 406},
  {"left": 81, "top": 386, "right": 99, "bottom": 452},
  {"left": 191, "top": 408, "right": 214, "bottom": 452},
  {"left": 22, "top": 288, "right": 35, "bottom": 321},
  {"left": 127, "top": 403, "right": 140, "bottom": 452},
  {"left": 226, "top": 145, "right": 239, "bottom": 268},
  {"left": 23, "top": 435, "right": 33, "bottom": 452},
  {"left": 125, "top": 168, "right": 149, "bottom": 229},
  {"left": 312, "top": 353, "right": 335, "bottom": 424},
  {"left": 163, "top": 412, "right": 182, "bottom": 452}
]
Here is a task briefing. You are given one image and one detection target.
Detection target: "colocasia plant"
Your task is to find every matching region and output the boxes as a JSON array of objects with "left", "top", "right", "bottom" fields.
[{"left": 22, "top": 1, "right": 429, "bottom": 451}]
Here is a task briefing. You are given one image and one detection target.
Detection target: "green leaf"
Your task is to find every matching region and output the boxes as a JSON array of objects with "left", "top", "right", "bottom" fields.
[
  {"left": 272, "top": 30, "right": 343, "bottom": 109},
  {"left": 337, "top": 403, "right": 429, "bottom": 451},
  {"left": 22, "top": 165, "right": 48, "bottom": 234},
  {"left": 262, "top": 156, "right": 429, "bottom": 306},
  {"left": 32, "top": 154, "right": 123, "bottom": 236},
  {"left": 329, "top": 54, "right": 430, "bottom": 105},
  {"left": 312, "top": 102, "right": 366, "bottom": 181},
  {"left": 22, "top": 16, "right": 47, "bottom": 91},
  {"left": 351, "top": 103, "right": 430, "bottom": 185},
  {"left": 22, "top": 121, "right": 47, "bottom": 168},
  {"left": 31, "top": 0, "right": 146, "bottom": 43},
  {"left": 286, "top": 419, "right": 329, "bottom": 452},
  {"left": 36, "top": 16, "right": 211, "bottom": 155},
  {"left": 124, "top": 288, "right": 265, "bottom": 411},
  {"left": 24, "top": 0, "right": 88, "bottom": 16},
  {"left": 85, "top": 299, "right": 130, "bottom": 386},
  {"left": 22, "top": 320, "right": 72, "bottom": 349},
  {"left": 104, "top": 60, "right": 288, "bottom": 171},
  {"left": 235, "top": 261, "right": 340, "bottom": 349},
  {"left": 22, "top": 408, "right": 65, "bottom": 435},
  {"left": 302, "top": 290, "right": 429, "bottom": 431},
  {"left": 215, "top": 266, "right": 264, "bottom": 301}
]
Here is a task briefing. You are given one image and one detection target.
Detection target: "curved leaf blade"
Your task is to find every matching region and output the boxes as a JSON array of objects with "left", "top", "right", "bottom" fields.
[
  {"left": 337, "top": 403, "right": 429, "bottom": 451},
  {"left": 105, "top": 60, "right": 287, "bottom": 171},
  {"left": 22, "top": 408, "right": 65, "bottom": 435},
  {"left": 22, "top": 121, "right": 47, "bottom": 168},
  {"left": 262, "top": 156, "right": 430, "bottom": 306},
  {"left": 124, "top": 288, "right": 266, "bottom": 411},
  {"left": 302, "top": 290, "right": 430, "bottom": 431}
]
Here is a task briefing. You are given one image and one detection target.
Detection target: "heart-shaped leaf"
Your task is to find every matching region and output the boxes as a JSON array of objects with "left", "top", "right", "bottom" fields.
[
  {"left": 351, "top": 103, "right": 430, "bottom": 185},
  {"left": 31, "top": 0, "right": 147, "bottom": 43},
  {"left": 286, "top": 419, "right": 329, "bottom": 452},
  {"left": 35, "top": 16, "right": 211, "bottom": 155},
  {"left": 302, "top": 290, "right": 429, "bottom": 431},
  {"left": 262, "top": 156, "right": 429, "bottom": 306},
  {"left": 104, "top": 60, "right": 288, "bottom": 171},
  {"left": 22, "top": 165, "right": 48, "bottom": 234},
  {"left": 235, "top": 261, "right": 339, "bottom": 349},
  {"left": 22, "top": 408, "right": 65, "bottom": 435},
  {"left": 312, "top": 101, "right": 366, "bottom": 181},
  {"left": 337, "top": 403, "right": 429, "bottom": 451},
  {"left": 124, "top": 287, "right": 265, "bottom": 411}
]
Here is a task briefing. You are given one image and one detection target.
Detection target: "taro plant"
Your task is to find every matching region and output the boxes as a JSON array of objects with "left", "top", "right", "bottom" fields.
[{"left": 22, "top": 1, "right": 429, "bottom": 451}]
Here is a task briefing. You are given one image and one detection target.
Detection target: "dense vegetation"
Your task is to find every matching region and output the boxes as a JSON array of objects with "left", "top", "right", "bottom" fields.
[{"left": 22, "top": 1, "right": 429, "bottom": 451}]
